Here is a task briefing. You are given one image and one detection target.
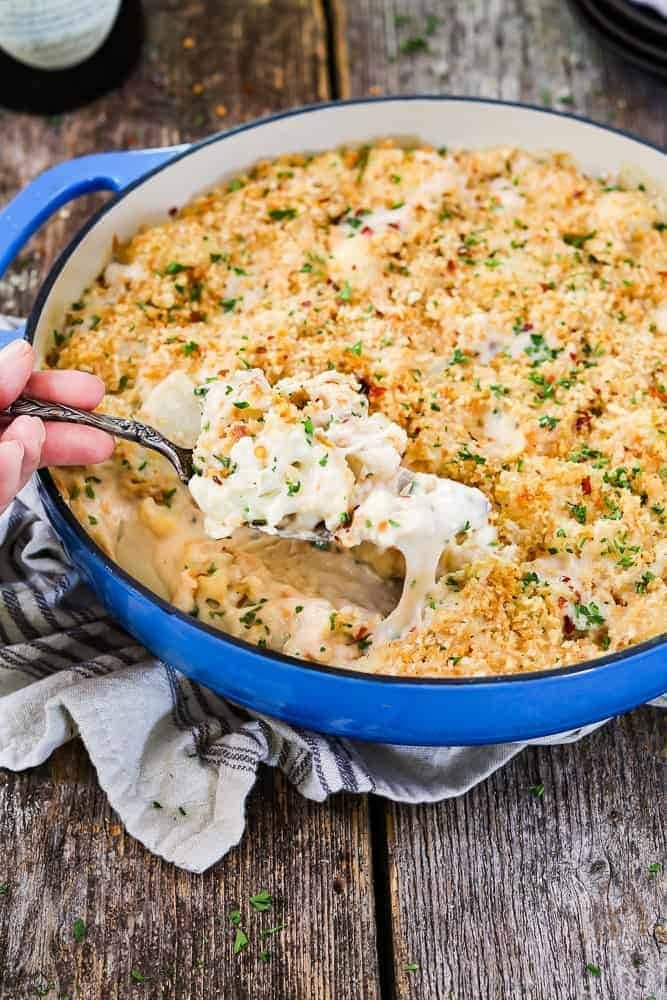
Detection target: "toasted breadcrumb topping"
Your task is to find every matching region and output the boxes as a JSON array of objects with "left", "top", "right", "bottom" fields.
[{"left": 50, "top": 142, "right": 666, "bottom": 677}]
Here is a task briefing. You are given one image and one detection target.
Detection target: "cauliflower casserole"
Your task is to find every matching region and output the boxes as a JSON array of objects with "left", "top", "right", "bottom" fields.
[{"left": 49, "top": 141, "right": 666, "bottom": 677}]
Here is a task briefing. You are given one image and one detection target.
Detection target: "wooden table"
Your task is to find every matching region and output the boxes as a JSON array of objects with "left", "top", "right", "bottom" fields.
[{"left": 0, "top": 2, "right": 665, "bottom": 997}]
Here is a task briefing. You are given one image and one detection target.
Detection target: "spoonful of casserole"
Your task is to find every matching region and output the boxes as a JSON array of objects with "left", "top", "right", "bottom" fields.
[{"left": 3, "top": 368, "right": 491, "bottom": 643}]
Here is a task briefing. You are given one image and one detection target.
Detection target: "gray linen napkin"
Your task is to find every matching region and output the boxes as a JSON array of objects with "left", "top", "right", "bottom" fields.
[{"left": 1, "top": 314, "right": 663, "bottom": 872}]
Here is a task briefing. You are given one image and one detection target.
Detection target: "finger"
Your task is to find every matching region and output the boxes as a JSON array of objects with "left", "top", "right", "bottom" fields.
[
  {"left": 0, "top": 440, "right": 25, "bottom": 513},
  {"left": 2, "top": 415, "right": 46, "bottom": 483},
  {"left": 26, "top": 370, "right": 106, "bottom": 411},
  {"left": 0, "top": 340, "right": 34, "bottom": 408},
  {"left": 40, "top": 422, "right": 115, "bottom": 467}
]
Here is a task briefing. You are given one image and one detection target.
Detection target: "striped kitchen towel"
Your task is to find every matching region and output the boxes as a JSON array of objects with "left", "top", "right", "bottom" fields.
[{"left": 0, "top": 482, "right": 664, "bottom": 872}]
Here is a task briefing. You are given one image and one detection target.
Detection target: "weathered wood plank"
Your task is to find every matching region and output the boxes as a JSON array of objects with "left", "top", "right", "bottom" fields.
[
  {"left": 383, "top": 708, "right": 665, "bottom": 1000},
  {"left": 338, "top": 0, "right": 667, "bottom": 148},
  {"left": 0, "top": 0, "right": 330, "bottom": 320},
  {"left": 0, "top": 739, "right": 380, "bottom": 1000},
  {"left": 0, "top": 4, "right": 381, "bottom": 998},
  {"left": 335, "top": 6, "right": 666, "bottom": 997}
]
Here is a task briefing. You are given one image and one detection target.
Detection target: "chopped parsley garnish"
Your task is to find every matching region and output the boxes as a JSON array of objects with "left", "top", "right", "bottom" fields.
[
  {"left": 228, "top": 178, "right": 244, "bottom": 191},
  {"left": 563, "top": 231, "right": 596, "bottom": 248},
  {"left": 161, "top": 488, "right": 177, "bottom": 508},
  {"left": 233, "top": 929, "right": 249, "bottom": 954},
  {"left": 458, "top": 444, "right": 486, "bottom": 465},
  {"left": 249, "top": 890, "right": 272, "bottom": 912},
  {"left": 268, "top": 207, "right": 297, "bottom": 221},
  {"left": 72, "top": 918, "right": 86, "bottom": 943},
  {"left": 182, "top": 341, "right": 199, "bottom": 355},
  {"left": 525, "top": 333, "right": 561, "bottom": 366},
  {"left": 404, "top": 963, "right": 420, "bottom": 973},
  {"left": 130, "top": 970, "right": 148, "bottom": 983},
  {"left": 603, "top": 466, "right": 632, "bottom": 490},
  {"left": 529, "top": 783, "right": 545, "bottom": 797},
  {"left": 89, "top": 314, "right": 101, "bottom": 329},
  {"left": 233, "top": 401, "right": 250, "bottom": 409},
  {"left": 339, "top": 281, "right": 353, "bottom": 303},
  {"left": 573, "top": 602, "right": 605, "bottom": 629},
  {"left": 538, "top": 415, "right": 559, "bottom": 430},
  {"left": 303, "top": 416, "right": 314, "bottom": 440},
  {"left": 221, "top": 298, "right": 238, "bottom": 312},
  {"left": 318, "top": 454, "right": 329, "bottom": 467},
  {"left": 635, "top": 571, "right": 654, "bottom": 594},
  {"left": 164, "top": 261, "right": 188, "bottom": 275},
  {"left": 347, "top": 339, "right": 362, "bottom": 355},
  {"left": 568, "top": 502, "right": 587, "bottom": 524},
  {"left": 400, "top": 35, "right": 429, "bottom": 54},
  {"left": 568, "top": 443, "right": 602, "bottom": 463},
  {"left": 449, "top": 348, "right": 470, "bottom": 365},
  {"left": 529, "top": 372, "right": 555, "bottom": 402},
  {"left": 490, "top": 384, "right": 509, "bottom": 397},
  {"left": 521, "top": 572, "right": 539, "bottom": 588},
  {"left": 118, "top": 374, "right": 130, "bottom": 391},
  {"left": 286, "top": 480, "right": 301, "bottom": 496},
  {"left": 586, "top": 963, "right": 601, "bottom": 978}
]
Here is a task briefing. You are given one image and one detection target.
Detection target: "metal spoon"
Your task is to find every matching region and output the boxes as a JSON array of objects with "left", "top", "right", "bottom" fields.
[{"left": 0, "top": 395, "right": 331, "bottom": 543}]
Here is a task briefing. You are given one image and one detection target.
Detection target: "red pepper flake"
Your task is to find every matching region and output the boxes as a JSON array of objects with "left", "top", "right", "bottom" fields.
[
  {"left": 361, "top": 226, "right": 373, "bottom": 235},
  {"left": 212, "top": 475, "right": 222, "bottom": 485},
  {"left": 575, "top": 411, "right": 592, "bottom": 432},
  {"left": 446, "top": 260, "right": 456, "bottom": 272},
  {"left": 354, "top": 626, "right": 369, "bottom": 642},
  {"left": 569, "top": 351, "right": 578, "bottom": 361},
  {"left": 522, "top": 323, "right": 533, "bottom": 331},
  {"left": 581, "top": 476, "right": 592, "bottom": 495},
  {"left": 563, "top": 614, "right": 575, "bottom": 637},
  {"left": 539, "top": 283, "right": 551, "bottom": 292},
  {"left": 301, "top": 300, "right": 312, "bottom": 307},
  {"left": 561, "top": 576, "right": 571, "bottom": 583},
  {"left": 355, "top": 208, "right": 365, "bottom": 217},
  {"left": 557, "top": 596, "right": 567, "bottom": 608},
  {"left": 388, "top": 222, "right": 400, "bottom": 230},
  {"left": 649, "top": 384, "right": 667, "bottom": 403}
]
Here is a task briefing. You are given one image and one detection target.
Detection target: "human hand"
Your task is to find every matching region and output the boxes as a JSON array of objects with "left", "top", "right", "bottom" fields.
[{"left": 0, "top": 339, "right": 114, "bottom": 514}]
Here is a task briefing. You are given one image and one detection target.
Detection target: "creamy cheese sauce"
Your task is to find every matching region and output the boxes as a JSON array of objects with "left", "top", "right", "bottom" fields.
[{"left": 190, "top": 368, "right": 492, "bottom": 645}]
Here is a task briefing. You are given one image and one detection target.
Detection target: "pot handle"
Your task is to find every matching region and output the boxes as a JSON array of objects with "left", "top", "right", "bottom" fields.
[{"left": 0, "top": 145, "right": 187, "bottom": 280}]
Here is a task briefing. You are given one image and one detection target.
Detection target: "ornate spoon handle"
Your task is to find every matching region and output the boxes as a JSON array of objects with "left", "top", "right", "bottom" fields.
[{"left": 0, "top": 395, "right": 194, "bottom": 483}]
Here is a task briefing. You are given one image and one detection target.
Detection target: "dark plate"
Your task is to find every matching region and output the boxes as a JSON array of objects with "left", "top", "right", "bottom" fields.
[
  {"left": 569, "top": 0, "right": 667, "bottom": 79},
  {"left": 605, "top": 0, "right": 667, "bottom": 37},
  {"left": 579, "top": 0, "right": 667, "bottom": 59}
]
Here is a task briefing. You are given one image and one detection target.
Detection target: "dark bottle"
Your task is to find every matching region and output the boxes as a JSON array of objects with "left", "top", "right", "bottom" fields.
[{"left": 0, "top": 0, "right": 143, "bottom": 114}]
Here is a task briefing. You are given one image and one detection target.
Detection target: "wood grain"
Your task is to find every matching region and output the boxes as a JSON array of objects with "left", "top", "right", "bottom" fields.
[
  {"left": 338, "top": 0, "right": 667, "bottom": 147},
  {"left": 0, "top": 4, "right": 381, "bottom": 999},
  {"left": 1, "top": 4, "right": 666, "bottom": 999},
  {"left": 0, "top": 0, "right": 330, "bottom": 321},
  {"left": 383, "top": 708, "right": 666, "bottom": 1000},
  {"left": 0, "top": 740, "right": 380, "bottom": 1000}
]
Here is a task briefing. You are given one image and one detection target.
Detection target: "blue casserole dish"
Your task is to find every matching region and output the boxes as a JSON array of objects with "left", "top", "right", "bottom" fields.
[{"left": 0, "top": 97, "right": 664, "bottom": 745}]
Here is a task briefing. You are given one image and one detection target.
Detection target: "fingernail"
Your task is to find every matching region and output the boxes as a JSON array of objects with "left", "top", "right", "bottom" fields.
[
  {"left": 0, "top": 339, "right": 30, "bottom": 363},
  {"left": 11, "top": 414, "right": 46, "bottom": 444}
]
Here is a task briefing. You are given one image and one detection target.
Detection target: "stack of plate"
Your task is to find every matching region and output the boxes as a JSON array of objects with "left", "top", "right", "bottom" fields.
[{"left": 570, "top": 0, "right": 667, "bottom": 78}]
